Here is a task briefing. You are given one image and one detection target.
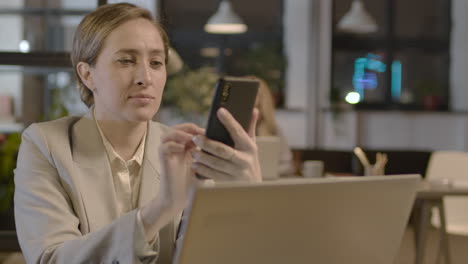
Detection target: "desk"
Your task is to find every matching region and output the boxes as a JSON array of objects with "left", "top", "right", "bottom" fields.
[{"left": 415, "top": 181, "right": 468, "bottom": 264}]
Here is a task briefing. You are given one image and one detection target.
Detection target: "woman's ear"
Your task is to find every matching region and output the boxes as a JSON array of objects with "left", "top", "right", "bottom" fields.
[{"left": 76, "top": 62, "right": 95, "bottom": 92}]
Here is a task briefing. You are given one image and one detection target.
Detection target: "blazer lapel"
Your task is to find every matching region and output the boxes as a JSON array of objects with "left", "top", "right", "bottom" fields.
[
  {"left": 138, "top": 123, "right": 177, "bottom": 263},
  {"left": 137, "top": 122, "right": 162, "bottom": 207},
  {"left": 71, "top": 110, "right": 119, "bottom": 230}
]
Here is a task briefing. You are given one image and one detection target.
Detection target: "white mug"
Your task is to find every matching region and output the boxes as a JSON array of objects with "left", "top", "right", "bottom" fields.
[{"left": 302, "top": 160, "right": 324, "bottom": 178}]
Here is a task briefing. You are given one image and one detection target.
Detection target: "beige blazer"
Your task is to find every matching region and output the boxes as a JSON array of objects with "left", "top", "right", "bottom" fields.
[{"left": 14, "top": 111, "right": 178, "bottom": 264}]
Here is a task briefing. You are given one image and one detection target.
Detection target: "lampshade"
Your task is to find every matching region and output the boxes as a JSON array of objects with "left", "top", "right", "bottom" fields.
[
  {"left": 337, "top": 0, "right": 378, "bottom": 34},
  {"left": 204, "top": 0, "right": 247, "bottom": 34}
]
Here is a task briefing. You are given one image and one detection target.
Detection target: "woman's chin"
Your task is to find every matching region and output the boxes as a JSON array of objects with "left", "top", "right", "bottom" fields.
[{"left": 128, "top": 108, "right": 158, "bottom": 122}]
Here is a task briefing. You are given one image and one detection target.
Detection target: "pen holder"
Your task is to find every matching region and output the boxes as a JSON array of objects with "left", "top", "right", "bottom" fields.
[{"left": 364, "top": 165, "right": 385, "bottom": 176}]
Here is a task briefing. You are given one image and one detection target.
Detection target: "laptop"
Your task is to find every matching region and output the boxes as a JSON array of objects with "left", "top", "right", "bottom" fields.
[
  {"left": 256, "top": 136, "right": 281, "bottom": 180},
  {"left": 173, "top": 174, "right": 420, "bottom": 264}
]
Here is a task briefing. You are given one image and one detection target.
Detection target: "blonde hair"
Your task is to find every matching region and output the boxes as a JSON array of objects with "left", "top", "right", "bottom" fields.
[
  {"left": 250, "top": 76, "right": 278, "bottom": 136},
  {"left": 71, "top": 3, "right": 170, "bottom": 107}
]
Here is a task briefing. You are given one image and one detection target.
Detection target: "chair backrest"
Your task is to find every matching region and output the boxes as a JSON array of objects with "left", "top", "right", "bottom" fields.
[{"left": 426, "top": 151, "right": 468, "bottom": 235}]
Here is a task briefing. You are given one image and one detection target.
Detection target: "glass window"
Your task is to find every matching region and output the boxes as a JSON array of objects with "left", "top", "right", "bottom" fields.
[
  {"left": 0, "top": 1, "right": 96, "bottom": 53},
  {"left": 162, "top": 0, "right": 285, "bottom": 106},
  {"left": 332, "top": 0, "right": 450, "bottom": 110},
  {"left": 0, "top": 66, "right": 85, "bottom": 127},
  {"left": 333, "top": 50, "right": 389, "bottom": 105},
  {"left": 394, "top": 50, "right": 449, "bottom": 109},
  {"left": 394, "top": 0, "right": 449, "bottom": 39},
  {"left": 0, "top": 0, "right": 98, "bottom": 129}
]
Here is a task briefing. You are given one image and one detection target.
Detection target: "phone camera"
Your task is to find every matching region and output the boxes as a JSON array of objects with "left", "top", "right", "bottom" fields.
[{"left": 222, "top": 83, "right": 231, "bottom": 102}]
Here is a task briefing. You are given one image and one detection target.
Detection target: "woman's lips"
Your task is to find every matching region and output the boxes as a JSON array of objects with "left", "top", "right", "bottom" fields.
[{"left": 129, "top": 95, "right": 155, "bottom": 104}]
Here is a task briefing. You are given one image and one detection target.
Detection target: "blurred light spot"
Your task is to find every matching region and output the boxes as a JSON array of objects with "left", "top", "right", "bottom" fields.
[
  {"left": 200, "top": 47, "right": 219, "bottom": 58},
  {"left": 19, "top": 40, "right": 30, "bottom": 53},
  {"left": 345, "top": 92, "right": 360, "bottom": 104}
]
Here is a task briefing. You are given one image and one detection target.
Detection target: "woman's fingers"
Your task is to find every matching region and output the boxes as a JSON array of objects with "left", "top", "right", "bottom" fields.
[
  {"left": 192, "top": 135, "right": 247, "bottom": 166},
  {"left": 191, "top": 149, "right": 238, "bottom": 174},
  {"left": 191, "top": 135, "right": 260, "bottom": 181},
  {"left": 248, "top": 108, "right": 259, "bottom": 139},
  {"left": 160, "top": 141, "right": 186, "bottom": 154},
  {"left": 191, "top": 162, "right": 237, "bottom": 182},
  {"left": 163, "top": 123, "right": 205, "bottom": 150},
  {"left": 216, "top": 108, "right": 254, "bottom": 150},
  {"left": 162, "top": 129, "right": 193, "bottom": 144},
  {"left": 172, "top": 123, "right": 205, "bottom": 135},
  {"left": 167, "top": 116, "right": 260, "bottom": 182}
]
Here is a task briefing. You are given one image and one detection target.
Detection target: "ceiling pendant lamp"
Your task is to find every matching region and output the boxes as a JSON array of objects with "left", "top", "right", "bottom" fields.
[
  {"left": 204, "top": 0, "right": 247, "bottom": 34},
  {"left": 337, "top": 0, "right": 378, "bottom": 34}
]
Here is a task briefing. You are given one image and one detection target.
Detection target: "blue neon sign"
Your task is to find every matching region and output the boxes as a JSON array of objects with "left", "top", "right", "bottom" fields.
[{"left": 352, "top": 53, "right": 401, "bottom": 102}]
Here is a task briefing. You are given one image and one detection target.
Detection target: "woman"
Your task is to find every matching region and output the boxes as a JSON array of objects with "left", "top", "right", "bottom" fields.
[
  {"left": 14, "top": 3, "right": 261, "bottom": 264},
  {"left": 252, "top": 77, "right": 295, "bottom": 176}
]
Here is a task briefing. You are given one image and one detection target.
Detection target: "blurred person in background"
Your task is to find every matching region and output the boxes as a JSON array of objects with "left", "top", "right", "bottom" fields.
[{"left": 250, "top": 76, "right": 295, "bottom": 176}]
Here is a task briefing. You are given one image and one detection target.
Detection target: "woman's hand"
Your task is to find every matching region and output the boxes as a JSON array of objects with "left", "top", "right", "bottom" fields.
[
  {"left": 191, "top": 108, "right": 262, "bottom": 182},
  {"left": 158, "top": 123, "right": 204, "bottom": 212},
  {"left": 140, "top": 123, "right": 203, "bottom": 240}
]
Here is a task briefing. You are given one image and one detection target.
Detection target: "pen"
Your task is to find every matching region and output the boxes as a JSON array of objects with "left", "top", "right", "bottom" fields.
[{"left": 354, "top": 147, "right": 371, "bottom": 167}]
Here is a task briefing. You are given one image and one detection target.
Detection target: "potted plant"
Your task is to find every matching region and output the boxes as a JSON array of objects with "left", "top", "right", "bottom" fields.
[
  {"left": 161, "top": 67, "right": 219, "bottom": 125},
  {"left": 416, "top": 79, "right": 442, "bottom": 110},
  {"left": 0, "top": 133, "right": 20, "bottom": 230},
  {"left": 231, "top": 42, "right": 286, "bottom": 106}
]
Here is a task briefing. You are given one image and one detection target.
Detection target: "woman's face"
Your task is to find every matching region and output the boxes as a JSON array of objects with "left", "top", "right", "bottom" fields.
[{"left": 89, "top": 18, "right": 167, "bottom": 122}]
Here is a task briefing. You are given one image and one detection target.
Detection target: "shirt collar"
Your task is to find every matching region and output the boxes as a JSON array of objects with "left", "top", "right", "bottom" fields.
[{"left": 93, "top": 107, "right": 146, "bottom": 166}]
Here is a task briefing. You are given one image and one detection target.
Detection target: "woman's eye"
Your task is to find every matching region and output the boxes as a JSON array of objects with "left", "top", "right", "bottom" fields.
[
  {"left": 150, "top": 60, "right": 163, "bottom": 67},
  {"left": 118, "top": 58, "right": 135, "bottom": 65}
]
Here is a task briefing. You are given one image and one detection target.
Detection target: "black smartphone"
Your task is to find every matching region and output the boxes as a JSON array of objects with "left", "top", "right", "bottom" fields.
[
  {"left": 196, "top": 77, "right": 259, "bottom": 179},
  {"left": 205, "top": 76, "right": 259, "bottom": 147}
]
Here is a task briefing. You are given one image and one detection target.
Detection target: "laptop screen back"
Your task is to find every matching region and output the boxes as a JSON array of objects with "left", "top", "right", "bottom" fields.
[{"left": 174, "top": 175, "right": 420, "bottom": 264}]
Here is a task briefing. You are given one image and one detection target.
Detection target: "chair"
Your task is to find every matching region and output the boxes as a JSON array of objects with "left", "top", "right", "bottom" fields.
[
  {"left": 426, "top": 151, "right": 468, "bottom": 235},
  {"left": 418, "top": 151, "right": 468, "bottom": 264}
]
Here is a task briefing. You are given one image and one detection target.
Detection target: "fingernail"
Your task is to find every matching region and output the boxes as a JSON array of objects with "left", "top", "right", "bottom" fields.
[
  {"left": 218, "top": 108, "right": 227, "bottom": 117},
  {"left": 192, "top": 135, "right": 201, "bottom": 145}
]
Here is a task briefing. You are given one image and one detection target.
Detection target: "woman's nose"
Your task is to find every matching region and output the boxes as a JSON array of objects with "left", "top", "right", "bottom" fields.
[{"left": 135, "top": 63, "right": 153, "bottom": 87}]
